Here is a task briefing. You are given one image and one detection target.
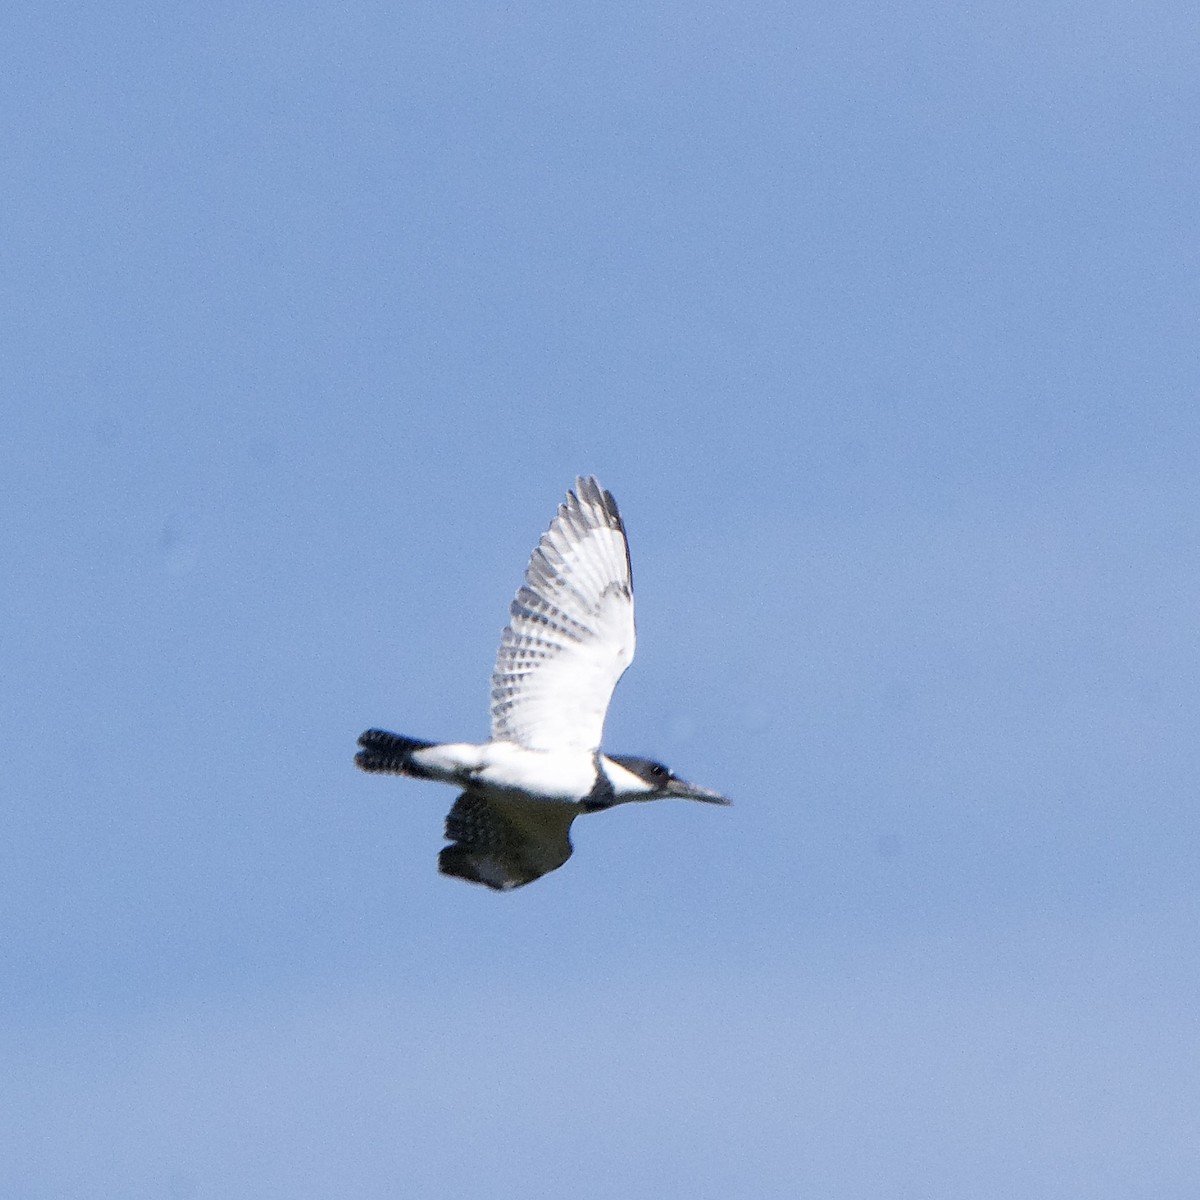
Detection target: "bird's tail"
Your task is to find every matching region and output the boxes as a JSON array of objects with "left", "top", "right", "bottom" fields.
[{"left": 355, "top": 729, "right": 437, "bottom": 776}]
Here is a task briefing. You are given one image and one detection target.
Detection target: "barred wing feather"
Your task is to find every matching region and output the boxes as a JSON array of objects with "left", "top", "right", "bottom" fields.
[
  {"left": 439, "top": 791, "right": 577, "bottom": 890},
  {"left": 490, "top": 476, "right": 635, "bottom": 752}
]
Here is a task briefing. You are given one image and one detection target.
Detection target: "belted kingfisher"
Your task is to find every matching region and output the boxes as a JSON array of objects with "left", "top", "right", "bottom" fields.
[{"left": 355, "top": 476, "right": 729, "bottom": 890}]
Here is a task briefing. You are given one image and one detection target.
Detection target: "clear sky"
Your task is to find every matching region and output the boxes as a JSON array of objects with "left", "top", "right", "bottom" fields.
[{"left": 4, "top": 2, "right": 1200, "bottom": 1196}]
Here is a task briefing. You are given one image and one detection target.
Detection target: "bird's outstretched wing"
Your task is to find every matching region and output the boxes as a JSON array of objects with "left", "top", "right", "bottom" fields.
[
  {"left": 439, "top": 791, "right": 577, "bottom": 890},
  {"left": 490, "top": 476, "right": 635, "bottom": 752}
]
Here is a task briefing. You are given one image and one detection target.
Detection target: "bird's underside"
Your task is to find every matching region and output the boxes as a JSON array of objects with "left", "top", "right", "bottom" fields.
[
  {"left": 354, "top": 728, "right": 580, "bottom": 890},
  {"left": 354, "top": 477, "right": 728, "bottom": 889}
]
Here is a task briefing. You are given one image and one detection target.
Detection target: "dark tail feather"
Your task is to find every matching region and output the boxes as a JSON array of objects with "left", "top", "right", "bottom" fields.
[{"left": 355, "top": 729, "right": 435, "bottom": 775}]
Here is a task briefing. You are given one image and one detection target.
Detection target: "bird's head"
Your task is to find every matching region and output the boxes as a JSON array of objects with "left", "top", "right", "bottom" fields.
[{"left": 606, "top": 755, "right": 730, "bottom": 805}]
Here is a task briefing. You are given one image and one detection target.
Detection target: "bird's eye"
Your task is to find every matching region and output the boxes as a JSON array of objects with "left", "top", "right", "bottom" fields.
[{"left": 651, "top": 764, "right": 667, "bottom": 778}]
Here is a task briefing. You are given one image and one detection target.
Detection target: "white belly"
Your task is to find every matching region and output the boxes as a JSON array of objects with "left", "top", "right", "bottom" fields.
[{"left": 409, "top": 740, "right": 598, "bottom": 802}]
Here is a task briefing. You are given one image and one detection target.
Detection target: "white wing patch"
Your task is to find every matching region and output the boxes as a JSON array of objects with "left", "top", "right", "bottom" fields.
[{"left": 490, "top": 476, "right": 635, "bottom": 752}]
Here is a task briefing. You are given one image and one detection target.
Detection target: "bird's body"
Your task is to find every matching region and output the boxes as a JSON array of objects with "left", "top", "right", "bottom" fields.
[{"left": 356, "top": 476, "right": 728, "bottom": 890}]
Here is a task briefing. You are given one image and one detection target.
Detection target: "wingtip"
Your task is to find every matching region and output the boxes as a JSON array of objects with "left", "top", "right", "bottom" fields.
[{"left": 570, "top": 474, "right": 623, "bottom": 535}]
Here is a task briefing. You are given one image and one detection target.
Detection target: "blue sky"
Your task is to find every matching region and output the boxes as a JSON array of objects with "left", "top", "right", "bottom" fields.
[{"left": 4, "top": 2, "right": 1200, "bottom": 1196}]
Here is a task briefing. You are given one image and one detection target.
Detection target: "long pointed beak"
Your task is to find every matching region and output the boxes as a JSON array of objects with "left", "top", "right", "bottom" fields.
[{"left": 665, "top": 778, "right": 731, "bottom": 805}]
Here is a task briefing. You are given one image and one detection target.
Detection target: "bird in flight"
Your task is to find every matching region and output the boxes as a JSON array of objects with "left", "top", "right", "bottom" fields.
[{"left": 355, "top": 476, "right": 729, "bottom": 890}]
